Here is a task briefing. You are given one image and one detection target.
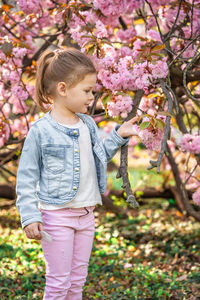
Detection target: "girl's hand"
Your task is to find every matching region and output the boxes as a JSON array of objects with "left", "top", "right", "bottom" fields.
[
  {"left": 24, "top": 222, "right": 44, "bottom": 240},
  {"left": 117, "top": 116, "right": 140, "bottom": 138}
]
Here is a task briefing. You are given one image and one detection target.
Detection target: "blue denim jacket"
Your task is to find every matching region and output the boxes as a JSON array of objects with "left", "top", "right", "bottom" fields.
[{"left": 16, "top": 110, "right": 130, "bottom": 229}]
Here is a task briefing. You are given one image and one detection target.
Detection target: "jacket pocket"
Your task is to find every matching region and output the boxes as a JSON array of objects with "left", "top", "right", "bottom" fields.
[{"left": 43, "top": 144, "right": 67, "bottom": 174}]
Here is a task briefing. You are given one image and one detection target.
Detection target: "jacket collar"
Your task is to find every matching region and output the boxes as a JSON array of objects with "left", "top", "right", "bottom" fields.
[
  {"left": 44, "top": 109, "right": 81, "bottom": 136},
  {"left": 44, "top": 109, "right": 96, "bottom": 143}
]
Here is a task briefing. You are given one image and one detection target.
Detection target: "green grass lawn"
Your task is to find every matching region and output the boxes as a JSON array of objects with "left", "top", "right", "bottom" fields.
[{"left": 0, "top": 169, "right": 200, "bottom": 299}]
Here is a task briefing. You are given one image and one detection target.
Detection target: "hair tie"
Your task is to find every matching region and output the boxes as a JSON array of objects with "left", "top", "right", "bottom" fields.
[{"left": 54, "top": 48, "right": 62, "bottom": 54}]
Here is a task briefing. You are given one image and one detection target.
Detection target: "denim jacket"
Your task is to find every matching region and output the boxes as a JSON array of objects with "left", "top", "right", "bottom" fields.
[{"left": 16, "top": 110, "right": 130, "bottom": 229}]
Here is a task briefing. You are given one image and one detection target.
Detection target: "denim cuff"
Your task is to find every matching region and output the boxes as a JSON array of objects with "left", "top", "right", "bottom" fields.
[
  {"left": 22, "top": 215, "right": 43, "bottom": 229},
  {"left": 112, "top": 124, "right": 130, "bottom": 147}
]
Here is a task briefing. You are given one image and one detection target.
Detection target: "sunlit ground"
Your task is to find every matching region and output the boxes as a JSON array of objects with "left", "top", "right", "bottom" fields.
[
  {"left": 1, "top": 152, "right": 200, "bottom": 299},
  {"left": 1, "top": 196, "right": 200, "bottom": 299}
]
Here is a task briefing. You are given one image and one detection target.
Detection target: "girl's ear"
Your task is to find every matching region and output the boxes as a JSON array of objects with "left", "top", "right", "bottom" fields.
[{"left": 57, "top": 81, "right": 68, "bottom": 97}]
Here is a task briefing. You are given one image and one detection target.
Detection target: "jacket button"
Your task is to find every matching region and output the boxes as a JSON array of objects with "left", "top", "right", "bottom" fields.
[
  {"left": 73, "top": 186, "right": 77, "bottom": 190},
  {"left": 75, "top": 167, "right": 79, "bottom": 172},
  {"left": 73, "top": 130, "right": 78, "bottom": 135},
  {"left": 74, "top": 149, "right": 79, "bottom": 153}
]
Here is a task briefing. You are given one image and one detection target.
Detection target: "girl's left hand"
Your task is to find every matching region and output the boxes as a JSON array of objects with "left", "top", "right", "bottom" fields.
[{"left": 117, "top": 116, "right": 140, "bottom": 138}]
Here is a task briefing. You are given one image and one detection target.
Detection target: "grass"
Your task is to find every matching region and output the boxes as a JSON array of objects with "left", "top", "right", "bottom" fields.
[
  {"left": 1, "top": 198, "right": 200, "bottom": 299},
  {"left": 0, "top": 168, "right": 200, "bottom": 299}
]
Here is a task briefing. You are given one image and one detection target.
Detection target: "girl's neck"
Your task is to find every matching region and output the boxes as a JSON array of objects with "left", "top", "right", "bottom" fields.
[{"left": 50, "top": 109, "right": 80, "bottom": 125}]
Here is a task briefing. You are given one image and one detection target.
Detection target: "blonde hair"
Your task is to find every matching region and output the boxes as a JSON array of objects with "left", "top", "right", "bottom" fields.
[{"left": 35, "top": 47, "right": 97, "bottom": 112}]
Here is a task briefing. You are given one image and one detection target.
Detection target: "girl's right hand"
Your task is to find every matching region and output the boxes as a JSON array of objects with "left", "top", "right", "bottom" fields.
[{"left": 23, "top": 222, "right": 44, "bottom": 240}]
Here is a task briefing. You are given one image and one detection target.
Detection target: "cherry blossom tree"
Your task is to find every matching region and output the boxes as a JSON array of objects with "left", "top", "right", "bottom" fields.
[{"left": 0, "top": 0, "right": 200, "bottom": 219}]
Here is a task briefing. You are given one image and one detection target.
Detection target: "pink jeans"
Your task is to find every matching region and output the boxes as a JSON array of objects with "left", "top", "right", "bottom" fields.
[{"left": 40, "top": 205, "right": 96, "bottom": 300}]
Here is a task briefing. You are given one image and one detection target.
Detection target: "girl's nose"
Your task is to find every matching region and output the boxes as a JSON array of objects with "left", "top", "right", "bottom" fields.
[{"left": 88, "top": 99, "right": 94, "bottom": 107}]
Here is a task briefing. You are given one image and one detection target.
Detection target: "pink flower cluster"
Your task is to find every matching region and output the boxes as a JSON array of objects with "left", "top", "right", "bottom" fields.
[
  {"left": 95, "top": 20, "right": 108, "bottom": 38},
  {"left": 96, "top": 50, "right": 168, "bottom": 92},
  {"left": 18, "top": 0, "right": 40, "bottom": 14},
  {"left": 0, "top": 120, "right": 10, "bottom": 148},
  {"left": 107, "top": 94, "right": 133, "bottom": 118},
  {"left": 138, "top": 126, "right": 164, "bottom": 151},
  {"left": 116, "top": 27, "right": 137, "bottom": 41},
  {"left": 12, "top": 47, "right": 28, "bottom": 58},
  {"left": 180, "top": 133, "right": 200, "bottom": 154},
  {"left": 93, "top": 0, "right": 128, "bottom": 18},
  {"left": 192, "top": 188, "right": 200, "bottom": 206},
  {"left": 147, "top": 30, "right": 162, "bottom": 42},
  {"left": 93, "top": 0, "right": 142, "bottom": 18}
]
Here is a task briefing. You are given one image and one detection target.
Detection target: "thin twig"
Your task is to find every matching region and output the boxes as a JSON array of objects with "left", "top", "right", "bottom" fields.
[
  {"left": 147, "top": 79, "right": 173, "bottom": 173},
  {"left": 183, "top": 49, "right": 200, "bottom": 103},
  {"left": 144, "top": 0, "right": 164, "bottom": 42},
  {"left": 168, "top": 36, "right": 199, "bottom": 67},
  {"left": 163, "top": 0, "right": 183, "bottom": 43}
]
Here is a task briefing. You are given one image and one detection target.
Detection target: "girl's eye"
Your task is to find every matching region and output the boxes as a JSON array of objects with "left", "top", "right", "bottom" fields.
[{"left": 85, "top": 89, "right": 95, "bottom": 95}]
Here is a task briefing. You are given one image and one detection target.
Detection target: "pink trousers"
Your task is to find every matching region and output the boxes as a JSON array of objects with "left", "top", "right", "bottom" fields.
[{"left": 40, "top": 205, "right": 96, "bottom": 300}]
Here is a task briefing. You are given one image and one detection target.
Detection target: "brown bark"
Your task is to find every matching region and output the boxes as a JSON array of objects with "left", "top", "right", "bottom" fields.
[
  {"left": 165, "top": 143, "right": 200, "bottom": 221},
  {"left": 0, "top": 184, "right": 16, "bottom": 200}
]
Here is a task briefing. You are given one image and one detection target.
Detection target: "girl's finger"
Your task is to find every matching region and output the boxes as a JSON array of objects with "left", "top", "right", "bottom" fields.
[{"left": 127, "top": 116, "right": 139, "bottom": 123}]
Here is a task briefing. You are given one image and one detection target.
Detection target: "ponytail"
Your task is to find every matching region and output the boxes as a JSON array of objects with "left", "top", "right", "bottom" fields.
[{"left": 34, "top": 50, "right": 55, "bottom": 113}]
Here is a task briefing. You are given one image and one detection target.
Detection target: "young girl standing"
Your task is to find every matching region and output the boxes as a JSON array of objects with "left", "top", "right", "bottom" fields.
[{"left": 16, "top": 47, "right": 139, "bottom": 299}]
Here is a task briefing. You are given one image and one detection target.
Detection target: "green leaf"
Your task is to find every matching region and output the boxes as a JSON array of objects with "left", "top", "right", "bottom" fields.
[
  {"left": 151, "top": 44, "right": 166, "bottom": 51},
  {"left": 155, "top": 119, "right": 165, "bottom": 129},
  {"left": 139, "top": 121, "right": 150, "bottom": 130},
  {"left": 151, "top": 53, "right": 163, "bottom": 57},
  {"left": 102, "top": 94, "right": 112, "bottom": 105},
  {"left": 87, "top": 44, "right": 96, "bottom": 55},
  {"left": 1, "top": 42, "right": 13, "bottom": 55},
  {"left": 156, "top": 111, "right": 172, "bottom": 117}
]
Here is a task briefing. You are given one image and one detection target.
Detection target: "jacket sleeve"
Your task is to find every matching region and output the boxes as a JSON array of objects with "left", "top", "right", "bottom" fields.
[
  {"left": 89, "top": 116, "right": 130, "bottom": 163},
  {"left": 102, "top": 124, "right": 130, "bottom": 162},
  {"left": 16, "top": 124, "right": 43, "bottom": 229}
]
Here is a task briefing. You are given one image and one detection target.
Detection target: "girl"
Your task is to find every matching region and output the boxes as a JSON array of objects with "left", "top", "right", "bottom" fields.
[{"left": 16, "top": 47, "right": 139, "bottom": 300}]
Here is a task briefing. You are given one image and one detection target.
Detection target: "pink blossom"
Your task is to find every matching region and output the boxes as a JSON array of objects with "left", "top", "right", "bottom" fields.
[
  {"left": 147, "top": 30, "right": 162, "bottom": 42},
  {"left": 11, "top": 118, "right": 29, "bottom": 137},
  {"left": 18, "top": 0, "right": 40, "bottom": 14},
  {"left": 25, "top": 84, "right": 35, "bottom": 98},
  {"left": 124, "top": 262, "right": 133, "bottom": 269},
  {"left": 93, "top": 81, "right": 103, "bottom": 92},
  {"left": 150, "top": 60, "right": 169, "bottom": 79},
  {"left": 11, "top": 86, "right": 28, "bottom": 101},
  {"left": 138, "top": 127, "right": 164, "bottom": 151},
  {"left": 0, "top": 120, "right": 10, "bottom": 147},
  {"left": 9, "top": 94, "right": 29, "bottom": 115},
  {"left": 93, "top": 0, "right": 142, "bottom": 18},
  {"left": 147, "top": 17, "right": 157, "bottom": 29},
  {"left": 117, "top": 46, "right": 133, "bottom": 57},
  {"left": 1, "top": 103, "right": 11, "bottom": 118},
  {"left": 116, "top": 27, "right": 137, "bottom": 41},
  {"left": 180, "top": 133, "right": 200, "bottom": 154},
  {"left": 70, "top": 30, "right": 89, "bottom": 47},
  {"left": 107, "top": 95, "right": 133, "bottom": 118},
  {"left": 129, "top": 135, "right": 139, "bottom": 147},
  {"left": 95, "top": 20, "right": 108, "bottom": 38},
  {"left": 93, "top": 0, "right": 126, "bottom": 18},
  {"left": 103, "top": 122, "right": 117, "bottom": 134},
  {"left": 192, "top": 188, "right": 200, "bottom": 206},
  {"left": 12, "top": 47, "right": 28, "bottom": 58}
]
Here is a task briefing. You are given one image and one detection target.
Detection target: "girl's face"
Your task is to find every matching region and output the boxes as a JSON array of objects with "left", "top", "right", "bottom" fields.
[{"left": 55, "top": 73, "right": 97, "bottom": 115}]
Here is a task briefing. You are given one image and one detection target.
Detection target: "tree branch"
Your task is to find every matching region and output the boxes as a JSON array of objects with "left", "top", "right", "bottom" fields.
[
  {"left": 116, "top": 89, "right": 144, "bottom": 208},
  {"left": 166, "top": 142, "right": 200, "bottom": 221},
  {"left": 183, "top": 49, "right": 200, "bottom": 103},
  {"left": 147, "top": 79, "right": 173, "bottom": 173}
]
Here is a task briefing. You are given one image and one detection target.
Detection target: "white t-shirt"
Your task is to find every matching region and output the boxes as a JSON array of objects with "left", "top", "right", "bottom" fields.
[{"left": 38, "top": 117, "right": 102, "bottom": 210}]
